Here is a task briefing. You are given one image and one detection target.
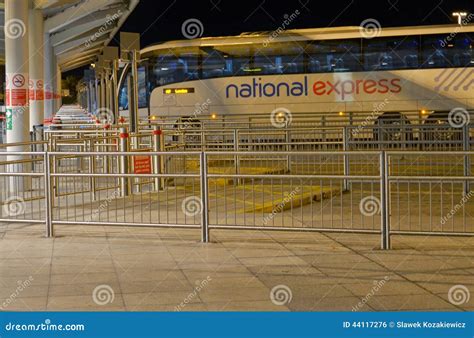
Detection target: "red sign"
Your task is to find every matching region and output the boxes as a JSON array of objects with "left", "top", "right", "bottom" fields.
[
  {"left": 9, "top": 89, "right": 27, "bottom": 106},
  {"left": 134, "top": 156, "right": 152, "bottom": 174},
  {"left": 29, "top": 80, "right": 34, "bottom": 100},
  {"left": 36, "top": 89, "right": 44, "bottom": 101}
]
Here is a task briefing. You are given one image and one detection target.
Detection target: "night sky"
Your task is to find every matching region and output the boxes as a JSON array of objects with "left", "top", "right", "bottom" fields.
[
  {"left": 118, "top": 0, "right": 474, "bottom": 48},
  {"left": 65, "top": 0, "right": 474, "bottom": 76}
]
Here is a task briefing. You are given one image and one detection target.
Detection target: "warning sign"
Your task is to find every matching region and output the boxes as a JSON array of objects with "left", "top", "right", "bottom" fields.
[
  {"left": 10, "top": 89, "right": 27, "bottom": 106},
  {"left": 6, "top": 73, "right": 28, "bottom": 106},
  {"left": 12, "top": 74, "right": 26, "bottom": 88},
  {"left": 29, "top": 80, "right": 34, "bottom": 100},
  {"left": 29, "top": 79, "right": 44, "bottom": 101},
  {"left": 133, "top": 156, "right": 152, "bottom": 174}
]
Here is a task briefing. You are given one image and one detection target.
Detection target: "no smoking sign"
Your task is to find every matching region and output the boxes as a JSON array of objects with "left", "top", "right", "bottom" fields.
[{"left": 12, "top": 74, "right": 26, "bottom": 88}]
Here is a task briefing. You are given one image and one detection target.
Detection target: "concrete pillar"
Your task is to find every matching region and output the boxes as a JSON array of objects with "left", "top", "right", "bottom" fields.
[
  {"left": 100, "top": 73, "right": 106, "bottom": 110},
  {"left": 94, "top": 76, "right": 100, "bottom": 114},
  {"left": 88, "top": 79, "right": 94, "bottom": 113},
  {"left": 5, "top": 0, "right": 30, "bottom": 192},
  {"left": 105, "top": 69, "right": 110, "bottom": 113},
  {"left": 5, "top": 0, "right": 29, "bottom": 145},
  {"left": 28, "top": 8, "right": 44, "bottom": 131},
  {"left": 43, "top": 33, "right": 55, "bottom": 119},
  {"left": 55, "top": 63, "right": 62, "bottom": 111}
]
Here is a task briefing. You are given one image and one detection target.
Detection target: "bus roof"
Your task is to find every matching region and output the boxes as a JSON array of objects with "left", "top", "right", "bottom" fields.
[{"left": 141, "top": 23, "right": 474, "bottom": 56}]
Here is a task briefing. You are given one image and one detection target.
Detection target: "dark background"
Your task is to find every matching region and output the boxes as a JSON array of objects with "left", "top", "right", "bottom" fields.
[
  {"left": 119, "top": 0, "right": 473, "bottom": 47},
  {"left": 65, "top": 0, "right": 473, "bottom": 77}
]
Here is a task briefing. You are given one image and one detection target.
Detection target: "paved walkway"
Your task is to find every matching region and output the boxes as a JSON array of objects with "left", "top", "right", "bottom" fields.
[{"left": 0, "top": 223, "right": 473, "bottom": 311}]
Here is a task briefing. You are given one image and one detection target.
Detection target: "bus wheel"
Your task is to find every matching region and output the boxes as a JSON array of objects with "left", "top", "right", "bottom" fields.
[{"left": 374, "top": 112, "right": 412, "bottom": 144}]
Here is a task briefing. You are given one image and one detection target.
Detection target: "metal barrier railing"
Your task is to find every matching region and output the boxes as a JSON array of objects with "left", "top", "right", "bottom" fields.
[{"left": 0, "top": 150, "right": 473, "bottom": 250}]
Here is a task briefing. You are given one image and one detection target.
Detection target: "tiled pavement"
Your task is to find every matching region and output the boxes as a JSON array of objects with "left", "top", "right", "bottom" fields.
[{"left": 0, "top": 223, "right": 473, "bottom": 311}]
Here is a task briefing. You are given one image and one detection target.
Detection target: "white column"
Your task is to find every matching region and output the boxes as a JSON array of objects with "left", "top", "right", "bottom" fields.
[
  {"left": 100, "top": 73, "right": 106, "bottom": 110},
  {"left": 55, "top": 63, "right": 62, "bottom": 111},
  {"left": 5, "top": 0, "right": 29, "bottom": 145},
  {"left": 5, "top": 0, "right": 30, "bottom": 193},
  {"left": 43, "top": 33, "right": 55, "bottom": 119},
  {"left": 28, "top": 8, "right": 44, "bottom": 131}
]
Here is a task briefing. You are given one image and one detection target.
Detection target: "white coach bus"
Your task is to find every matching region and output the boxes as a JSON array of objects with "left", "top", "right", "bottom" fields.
[{"left": 118, "top": 23, "right": 474, "bottom": 138}]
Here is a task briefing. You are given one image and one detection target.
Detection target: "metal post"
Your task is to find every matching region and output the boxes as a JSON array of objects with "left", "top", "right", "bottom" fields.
[
  {"left": 44, "top": 152, "right": 53, "bottom": 237},
  {"left": 321, "top": 116, "right": 327, "bottom": 151},
  {"left": 152, "top": 126, "right": 163, "bottom": 191},
  {"left": 112, "top": 59, "right": 119, "bottom": 122},
  {"left": 463, "top": 124, "right": 471, "bottom": 195},
  {"left": 88, "top": 138, "right": 96, "bottom": 201},
  {"left": 233, "top": 129, "right": 240, "bottom": 185},
  {"left": 285, "top": 127, "right": 290, "bottom": 172},
  {"left": 200, "top": 152, "right": 210, "bottom": 243},
  {"left": 343, "top": 127, "right": 350, "bottom": 191},
  {"left": 119, "top": 127, "right": 130, "bottom": 197},
  {"left": 129, "top": 50, "right": 139, "bottom": 133},
  {"left": 380, "top": 151, "right": 391, "bottom": 250}
]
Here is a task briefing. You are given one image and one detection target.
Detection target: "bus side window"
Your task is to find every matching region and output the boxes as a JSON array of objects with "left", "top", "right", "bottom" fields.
[
  {"left": 422, "top": 36, "right": 448, "bottom": 68},
  {"left": 452, "top": 34, "right": 474, "bottom": 67},
  {"left": 364, "top": 37, "right": 418, "bottom": 71}
]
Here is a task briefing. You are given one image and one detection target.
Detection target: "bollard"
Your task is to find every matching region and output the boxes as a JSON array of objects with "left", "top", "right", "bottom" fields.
[
  {"left": 119, "top": 127, "right": 130, "bottom": 197},
  {"left": 152, "top": 126, "right": 164, "bottom": 191}
]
